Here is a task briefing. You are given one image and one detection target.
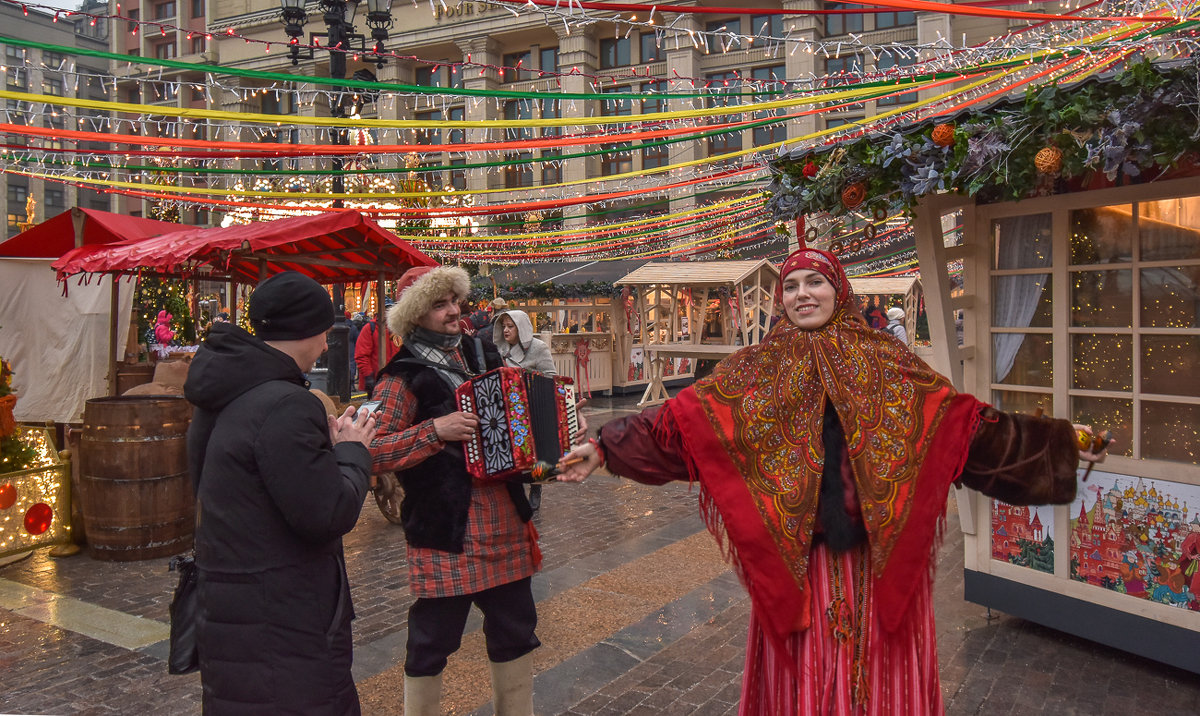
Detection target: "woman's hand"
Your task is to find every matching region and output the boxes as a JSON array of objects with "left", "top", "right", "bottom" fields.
[
  {"left": 433, "top": 411, "right": 480, "bottom": 442},
  {"left": 330, "top": 406, "right": 378, "bottom": 448},
  {"left": 556, "top": 441, "right": 602, "bottom": 482},
  {"left": 1074, "top": 424, "right": 1112, "bottom": 463}
]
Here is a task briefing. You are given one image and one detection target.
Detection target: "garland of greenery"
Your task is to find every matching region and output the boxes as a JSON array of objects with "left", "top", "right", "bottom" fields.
[
  {"left": 766, "top": 59, "right": 1200, "bottom": 223},
  {"left": 484, "top": 280, "right": 621, "bottom": 301}
]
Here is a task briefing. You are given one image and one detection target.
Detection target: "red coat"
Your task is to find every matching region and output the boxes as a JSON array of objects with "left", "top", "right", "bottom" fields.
[{"left": 353, "top": 321, "right": 399, "bottom": 389}]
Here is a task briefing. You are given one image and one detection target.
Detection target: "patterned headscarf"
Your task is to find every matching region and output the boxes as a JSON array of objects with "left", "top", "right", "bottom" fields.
[{"left": 775, "top": 247, "right": 850, "bottom": 307}]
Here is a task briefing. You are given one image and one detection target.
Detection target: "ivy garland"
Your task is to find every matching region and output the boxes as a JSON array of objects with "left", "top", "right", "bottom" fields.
[
  {"left": 476, "top": 279, "right": 622, "bottom": 301},
  {"left": 766, "top": 59, "right": 1200, "bottom": 222}
]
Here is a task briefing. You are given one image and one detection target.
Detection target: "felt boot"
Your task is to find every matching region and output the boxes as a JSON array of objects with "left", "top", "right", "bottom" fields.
[
  {"left": 404, "top": 673, "right": 442, "bottom": 716},
  {"left": 489, "top": 653, "right": 534, "bottom": 716}
]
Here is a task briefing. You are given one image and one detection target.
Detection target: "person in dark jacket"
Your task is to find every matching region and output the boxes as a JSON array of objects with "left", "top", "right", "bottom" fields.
[{"left": 184, "top": 271, "right": 377, "bottom": 715}]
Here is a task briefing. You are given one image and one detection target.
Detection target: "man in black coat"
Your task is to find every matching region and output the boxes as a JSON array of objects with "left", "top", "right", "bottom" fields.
[{"left": 185, "top": 271, "right": 377, "bottom": 715}]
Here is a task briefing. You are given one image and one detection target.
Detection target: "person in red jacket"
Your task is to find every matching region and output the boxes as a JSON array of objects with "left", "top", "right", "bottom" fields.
[{"left": 354, "top": 302, "right": 399, "bottom": 396}]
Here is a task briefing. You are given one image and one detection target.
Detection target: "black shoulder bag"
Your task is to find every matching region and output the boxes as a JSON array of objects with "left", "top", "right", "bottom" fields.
[{"left": 167, "top": 553, "right": 199, "bottom": 674}]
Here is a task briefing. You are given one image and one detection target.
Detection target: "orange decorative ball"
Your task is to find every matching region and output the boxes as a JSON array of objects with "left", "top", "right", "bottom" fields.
[
  {"left": 931, "top": 123, "right": 956, "bottom": 147},
  {"left": 841, "top": 182, "right": 867, "bottom": 209},
  {"left": 1035, "top": 146, "right": 1064, "bottom": 174}
]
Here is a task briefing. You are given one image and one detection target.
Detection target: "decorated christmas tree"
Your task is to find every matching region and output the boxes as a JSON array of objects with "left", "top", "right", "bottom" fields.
[{"left": 0, "top": 354, "right": 36, "bottom": 474}]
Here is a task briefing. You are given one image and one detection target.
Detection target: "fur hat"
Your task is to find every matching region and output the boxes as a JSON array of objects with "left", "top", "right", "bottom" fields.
[
  {"left": 886, "top": 306, "right": 905, "bottom": 321},
  {"left": 387, "top": 265, "right": 470, "bottom": 337}
]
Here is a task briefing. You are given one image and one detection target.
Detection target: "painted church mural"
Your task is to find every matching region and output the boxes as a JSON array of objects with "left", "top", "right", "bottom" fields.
[{"left": 1069, "top": 470, "right": 1200, "bottom": 611}]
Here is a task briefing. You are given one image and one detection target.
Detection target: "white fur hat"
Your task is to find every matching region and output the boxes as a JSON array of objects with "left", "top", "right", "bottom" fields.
[
  {"left": 386, "top": 265, "right": 471, "bottom": 337},
  {"left": 887, "top": 306, "right": 905, "bottom": 321}
]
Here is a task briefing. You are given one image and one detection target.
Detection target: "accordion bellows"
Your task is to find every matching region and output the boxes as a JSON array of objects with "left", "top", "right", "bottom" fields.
[{"left": 456, "top": 367, "right": 580, "bottom": 481}]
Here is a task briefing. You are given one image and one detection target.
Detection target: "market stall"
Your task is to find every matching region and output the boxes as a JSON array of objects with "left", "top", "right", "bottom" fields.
[
  {"left": 614, "top": 259, "right": 780, "bottom": 405},
  {"left": 767, "top": 60, "right": 1200, "bottom": 673}
]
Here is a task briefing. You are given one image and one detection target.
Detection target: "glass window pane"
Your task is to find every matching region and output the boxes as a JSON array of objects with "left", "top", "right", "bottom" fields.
[
  {"left": 992, "top": 275, "right": 1051, "bottom": 327},
  {"left": 990, "top": 390, "right": 1052, "bottom": 417},
  {"left": 1071, "top": 334, "right": 1132, "bottom": 391},
  {"left": 1070, "top": 269, "right": 1133, "bottom": 327},
  {"left": 1142, "top": 336, "right": 1200, "bottom": 397},
  {"left": 994, "top": 334, "right": 1052, "bottom": 386},
  {"left": 1140, "top": 266, "right": 1200, "bottom": 328},
  {"left": 1071, "top": 396, "right": 1132, "bottom": 458},
  {"left": 1140, "top": 401, "right": 1200, "bottom": 463},
  {"left": 1138, "top": 198, "right": 1200, "bottom": 262},
  {"left": 1070, "top": 206, "right": 1133, "bottom": 265},
  {"left": 992, "top": 214, "right": 1052, "bottom": 270}
]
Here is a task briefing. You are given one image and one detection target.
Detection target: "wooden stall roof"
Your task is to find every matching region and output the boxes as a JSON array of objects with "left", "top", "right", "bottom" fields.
[
  {"left": 615, "top": 259, "right": 779, "bottom": 286},
  {"left": 848, "top": 276, "right": 921, "bottom": 295}
]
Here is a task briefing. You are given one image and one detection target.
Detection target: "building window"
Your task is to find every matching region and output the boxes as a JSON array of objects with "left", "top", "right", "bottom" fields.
[
  {"left": 191, "top": 35, "right": 205, "bottom": 54},
  {"left": 540, "top": 98, "right": 559, "bottom": 138},
  {"left": 601, "top": 86, "right": 632, "bottom": 117},
  {"left": 449, "top": 157, "right": 466, "bottom": 191},
  {"left": 751, "top": 65, "right": 787, "bottom": 146},
  {"left": 750, "top": 14, "right": 784, "bottom": 47},
  {"left": 824, "top": 3, "right": 863, "bottom": 35},
  {"left": 41, "top": 78, "right": 62, "bottom": 98},
  {"left": 600, "top": 142, "right": 633, "bottom": 176},
  {"left": 875, "top": 11, "right": 915, "bottom": 30},
  {"left": 706, "top": 71, "right": 742, "bottom": 156},
  {"left": 192, "top": 0, "right": 204, "bottom": 18},
  {"left": 447, "top": 105, "right": 464, "bottom": 145},
  {"left": 502, "top": 51, "right": 531, "bottom": 82},
  {"left": 640, "top": 80, "right": 666, "bottom": 114},
  {"left": 876, "top": 54, "right": 917, "bottom": 106},
  {"left": 153, "top": 42, "right": 177, "bottom": 60},
  {"left": 154, "top": 2, "right": 176, "bottom": 20},
  {"left": 8, "top": 184, "right": 28, "bottom": 205},
  {"left": 415, "top": 66, "right": 440, "bottom": 87},
  {"left": 825, "top": 54, "right": 863, "bottom": 82},
  {"left": 415, "top": 110, "right": 441, "bottom": 145},
  {"left": 705, "top": 18, "right": 742, "bottom": 53},
  {"left": 640, "top": 32, "right": 659, "bottom": 63},
  {"left": 42, "top": 51, "right": 66, "bottom": 67},
  {"left": 128, "top": 8, "right": 139, "bottom": 32},
  {"left": 541, "top": 150, "right": 561, "bottom": 185},
  {"left": 599, "top": 37, "right": 630, "bottom": 69},
  {"left": 503, "top": 100, "right": 533, "bottom": 188},
  {"left": 825, "top": 116, "right": 861, "bottom": 129},
  {"left": 539, "top": 47, "right": 558, "bottom": 75},
  {"left": 45, "top": 188, "right": 65, "bottom": 208}
]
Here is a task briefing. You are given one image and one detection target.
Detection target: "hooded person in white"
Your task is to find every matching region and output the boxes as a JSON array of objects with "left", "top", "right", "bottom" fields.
[
  {"left": 886, "top": 306, "right": 908, "bottom": 343},
  {"left": 492, "top": 309, "right": 557, "bottom": 375}
]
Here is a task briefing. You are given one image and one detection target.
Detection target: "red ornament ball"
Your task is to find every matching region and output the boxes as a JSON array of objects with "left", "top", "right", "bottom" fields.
[
  {"left": 24, "top": 503, "right": 53, "bottom": 535},
  {"left": 0, "top": 483, "right": 15, "bottom": 510},
  {"left": 931, "top": 123, "right": 956, "bottom": 147},
  {"left": 802, "top": 161, "right": 819, "bottom": 178}
]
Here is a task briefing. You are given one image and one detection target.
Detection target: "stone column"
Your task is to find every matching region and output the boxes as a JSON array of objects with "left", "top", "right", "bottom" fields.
[
  {"left": 455, "top": 36, "right": 501, "bottom": 196},
  {"left": 553, "top": 25, "right": 596, "bottom": 231}
]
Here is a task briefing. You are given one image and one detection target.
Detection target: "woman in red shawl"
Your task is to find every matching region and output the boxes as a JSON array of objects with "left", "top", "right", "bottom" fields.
[{"left": 559, "top": 248, "right": 1108, "bottom": 715}]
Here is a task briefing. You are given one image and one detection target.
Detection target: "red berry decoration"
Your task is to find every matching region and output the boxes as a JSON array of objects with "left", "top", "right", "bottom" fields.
[{"left": 802, "top": 160, "right": 819, "bottom": 178}]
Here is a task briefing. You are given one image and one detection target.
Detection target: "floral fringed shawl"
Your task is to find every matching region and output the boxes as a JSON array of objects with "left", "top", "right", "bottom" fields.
[{"left": 660, "top": 280, "right": 983, "bottom": 656}]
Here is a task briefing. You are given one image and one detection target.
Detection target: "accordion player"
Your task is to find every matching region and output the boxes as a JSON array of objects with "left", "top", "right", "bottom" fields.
[{"left": 455, "top": 367, "right": 581, "bottom": 482}]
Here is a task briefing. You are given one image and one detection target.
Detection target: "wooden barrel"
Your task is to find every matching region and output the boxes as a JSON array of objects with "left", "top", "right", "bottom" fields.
[{"left": 79, "top": 396, "right": 194, "bottom": 561}]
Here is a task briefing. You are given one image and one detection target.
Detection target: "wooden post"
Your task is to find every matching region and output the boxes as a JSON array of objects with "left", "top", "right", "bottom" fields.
[{"left": 107, "top": 276, "right": 119, "bottom": 396}]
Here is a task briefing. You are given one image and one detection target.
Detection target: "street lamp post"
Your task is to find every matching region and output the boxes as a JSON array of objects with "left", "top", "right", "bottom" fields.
[{"left": 279, "top": 0, "right": 394, "bottom": 401}]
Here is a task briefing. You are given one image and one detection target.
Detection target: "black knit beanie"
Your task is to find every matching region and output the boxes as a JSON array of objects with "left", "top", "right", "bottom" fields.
[{"left": 249, "top": 271, "right": 335, "bottom": 340}]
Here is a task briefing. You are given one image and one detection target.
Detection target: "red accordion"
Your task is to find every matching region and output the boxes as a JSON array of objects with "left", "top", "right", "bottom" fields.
[{"left": 455, "top": 367, "right": 580, "bottom": 481}]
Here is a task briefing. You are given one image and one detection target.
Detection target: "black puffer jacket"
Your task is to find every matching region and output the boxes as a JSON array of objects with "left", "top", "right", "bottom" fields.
[{"left": 184, "top": 323, "right": 370, "bottom": 715}]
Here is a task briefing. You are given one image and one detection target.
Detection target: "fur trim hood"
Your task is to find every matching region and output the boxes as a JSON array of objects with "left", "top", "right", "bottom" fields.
[{"left": 386, "top": 266, "right": 471, "bottom": 338}]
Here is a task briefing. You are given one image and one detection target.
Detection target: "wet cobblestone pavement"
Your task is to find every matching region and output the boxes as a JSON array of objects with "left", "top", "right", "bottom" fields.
[{"left": 2, "top": 395, "right": 1198, "bottom": 715}]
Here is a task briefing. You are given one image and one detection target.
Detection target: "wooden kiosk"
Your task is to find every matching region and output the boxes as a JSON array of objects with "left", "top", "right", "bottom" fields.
[
  {"left": 848, "top": 276, "right": 923, "bottom": 345},
  {"left": 614, "top": 260, "right": 780, "bottom": 405}
]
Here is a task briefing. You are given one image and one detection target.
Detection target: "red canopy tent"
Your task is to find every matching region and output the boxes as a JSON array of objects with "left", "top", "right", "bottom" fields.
[
  {"left": 53, "top": 209, "right": 436, "bottom": 284},
  {"left": 52, "top": 210, "right": 439, "bottom": 396},
  {"left": 0, "top": 207, "right": 180, "bottom": 258}
]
